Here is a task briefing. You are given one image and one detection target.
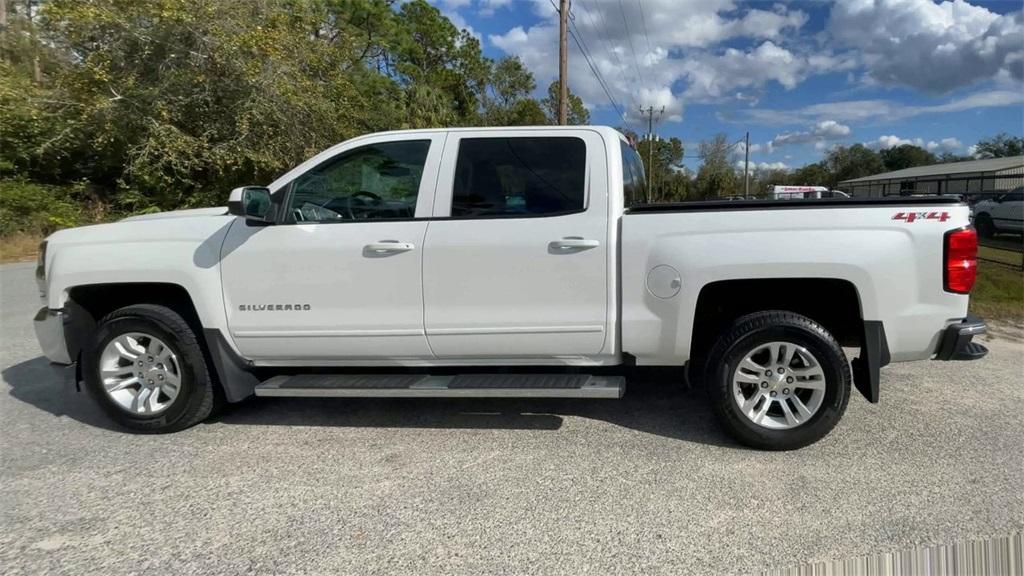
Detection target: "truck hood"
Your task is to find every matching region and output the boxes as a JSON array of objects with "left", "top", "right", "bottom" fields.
[{"left": 120, "top": 206, "right": 228, "bottom": 222}]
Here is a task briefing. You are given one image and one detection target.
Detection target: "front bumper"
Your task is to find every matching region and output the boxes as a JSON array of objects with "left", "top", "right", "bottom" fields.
[
  {"left": 934, "top": 314, "right": 988, "bottom": 361},
  {"left": 33, "top": 307, "right": 72, "bottom": 365}
]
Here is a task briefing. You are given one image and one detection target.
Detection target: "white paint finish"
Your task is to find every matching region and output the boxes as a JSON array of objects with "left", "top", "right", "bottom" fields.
[
  {"left": 647, "top": 265, "right": 682, "bottom": 299},
  {"left": 120, "top": 207, "right": 228, "bottom": 222},
  {"left": 37, "top": 125, "right": 976, "bottom": 373},
  {"left": 975, "top": 189, "right": 1023, "bottom": 233},
  {"left": 218, "top": 131, "right": 446, "bottom": 361},
  {"left": 621, "top": 204, "right": 972, "bottom": 364},
  {"left": 220, "top": 220, "right": 431, "bottom": 360},
  {"left": 43, "top": 215, "right": 237, "bottom": 338},
  {"left": 422, "top": 128, "right": 613, "bottom": 359}
]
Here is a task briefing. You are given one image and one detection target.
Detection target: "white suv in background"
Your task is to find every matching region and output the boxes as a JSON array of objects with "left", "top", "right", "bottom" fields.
[{"left": 973, "top": 187, "right": 1024, "bottom": 237}]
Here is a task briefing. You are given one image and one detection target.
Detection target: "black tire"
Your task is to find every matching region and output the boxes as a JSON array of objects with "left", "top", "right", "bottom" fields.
[
  {"left": 975, "top": 213, "right": 995, "bottom": 238},
  {"left": 703, "top": 311, "right": 851, "bottom": 450},
  {"left": 82, "top": 304, "right": 216, "bottom": 433}
]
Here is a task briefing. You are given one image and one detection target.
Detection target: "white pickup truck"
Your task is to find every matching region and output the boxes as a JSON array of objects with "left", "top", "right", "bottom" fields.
[{"left": 34, "top": 126, "right": 987, "bottom": 449}]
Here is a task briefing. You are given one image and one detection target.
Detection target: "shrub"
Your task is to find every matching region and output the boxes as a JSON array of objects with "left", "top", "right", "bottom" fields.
[{"left": 0, "top": 179, "right": 84, "bottom": 236}]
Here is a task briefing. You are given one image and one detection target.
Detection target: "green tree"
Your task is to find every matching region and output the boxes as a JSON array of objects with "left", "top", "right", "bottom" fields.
[
  {"left": 641, "top": 136, "right": 684, "bottom": 202},
  {"left": 540, "top": 81, "right": 590, "bottom": 125},
  {"left": 972, "top": 133, "right": 1024, "bottom": 159},
  {"left": 0, "top": 0, "right": 561, "bottom": 230},
  {"left": 823, "top": 144, "right": 884, "bottom": 188},
  {"left": 694, "top": 133, "right": 738, "bottom": 199},
  {"left": 788, "top": 162, "right": 831, "bottom": 187},
  {"left": 483, "top": 57, "right": 545, "bottom": 125},
  {"left": 879, "top": 144, "right": 936, "bottom": 172}
]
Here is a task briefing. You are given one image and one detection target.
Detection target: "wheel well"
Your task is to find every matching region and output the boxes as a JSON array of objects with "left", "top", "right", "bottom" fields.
[
  {"left": 691, "top": 278, "right": 863, "bottom": 361},
  {"left": 67, "top": 283, "right": 203, "bottom": 332}
]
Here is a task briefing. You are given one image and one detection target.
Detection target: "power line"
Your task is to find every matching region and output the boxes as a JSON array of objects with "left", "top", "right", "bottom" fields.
[
  {"left": 568, "top": 24, "right": 632, "bottom": 130},
  {"left": 575, "top": 0, "right": 638, "bottom": 115},
  {"left": 617, "top": 0, "right": 646, "bottom": 90},
  {"left": 636, "top": 0, "right": 653, "bottom": 63}
]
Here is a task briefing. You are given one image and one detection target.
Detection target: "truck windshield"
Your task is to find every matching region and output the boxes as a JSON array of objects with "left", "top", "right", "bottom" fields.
[{"left": 620, "top": 140, "right": 647, "bottom": 207}]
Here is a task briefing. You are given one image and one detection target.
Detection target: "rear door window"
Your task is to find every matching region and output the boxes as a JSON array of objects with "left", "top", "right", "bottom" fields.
[
  {"left": 451, "top": 137, "right": 586, "bottom": 218},
  {"left": 620, "top": 140, "right": 646, "bottom": 206}
]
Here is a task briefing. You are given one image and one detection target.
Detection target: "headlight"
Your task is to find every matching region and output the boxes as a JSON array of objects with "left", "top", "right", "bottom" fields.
[{"left": 35, "top": 241, "right": 47, "bottom": 303}]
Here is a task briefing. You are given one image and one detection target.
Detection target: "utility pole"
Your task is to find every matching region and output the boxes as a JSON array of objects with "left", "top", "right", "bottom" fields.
[
  {"left": 743, "top": 131, "right": 750, "bottom": 198},
  {"left": 557, "top": 0, "right": 569, "bottom": 125},
  {"left": 639, "top": 106, "right": 664, "bottom": 203}
]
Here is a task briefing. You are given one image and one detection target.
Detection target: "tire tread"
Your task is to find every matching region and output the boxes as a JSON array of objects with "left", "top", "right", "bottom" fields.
[{"left": 704, "top": 310, "right": 852, "bottom": 450}]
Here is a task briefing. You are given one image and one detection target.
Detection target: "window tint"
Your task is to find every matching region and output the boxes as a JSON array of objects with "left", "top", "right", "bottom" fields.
[
  {"left": 287, "top": 140, "right": 430, "bottom": 222},
  {"left": 620, "top": 140, "right": 646, "bottom": 207},
  {"left": 452, "top": 137, "right": 586, "bottom": 217},
  {"left": 1002, "top": 190, "right": 1022, "bottom": 202}
]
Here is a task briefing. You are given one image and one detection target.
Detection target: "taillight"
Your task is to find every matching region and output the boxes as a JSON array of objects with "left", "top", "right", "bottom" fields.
[{"left": 944, "top": 227, "right": 977, "bottom": 294}]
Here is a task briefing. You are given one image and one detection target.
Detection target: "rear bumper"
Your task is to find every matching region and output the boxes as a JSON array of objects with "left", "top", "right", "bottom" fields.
[
  {"left": 34, "top": 307, "right": 72, "bottom": 365},
  {"left": 934, "top": 315, "right": 988, "bottom": 361}
]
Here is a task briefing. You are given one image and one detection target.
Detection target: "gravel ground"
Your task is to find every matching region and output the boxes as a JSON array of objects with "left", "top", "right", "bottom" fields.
[{"left": 1, "top": 261, "right": 1022, "bottom": 575}]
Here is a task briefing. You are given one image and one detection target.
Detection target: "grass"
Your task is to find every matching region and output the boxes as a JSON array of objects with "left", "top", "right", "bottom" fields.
[
  {"left": 0, "top": 233, "right": 44, "bottom": 264},
  {"left": 970, "top": 260, "right": 1024, "bottom": 324},
  {"left": 978, "top": 244, "right": 1024, "bottom": 268}
]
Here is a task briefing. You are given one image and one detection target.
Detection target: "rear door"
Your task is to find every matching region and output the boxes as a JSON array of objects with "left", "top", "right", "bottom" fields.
[
  {"left": 220, "top": 132, "right": 444, "bottom": 363},
  {"left": 422, "top": 130, "right": 611, "bottom": 360}
]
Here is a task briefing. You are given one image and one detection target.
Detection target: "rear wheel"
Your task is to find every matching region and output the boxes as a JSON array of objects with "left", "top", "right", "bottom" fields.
[
  {"left": 975, "top": 213, "right": 995, "bottom": 238},
  {"left": 82, "top": 304, "right": 216, "bottom": 433},
  {"left": 704, "top": 311, "right": 851, "bottom": 450}
]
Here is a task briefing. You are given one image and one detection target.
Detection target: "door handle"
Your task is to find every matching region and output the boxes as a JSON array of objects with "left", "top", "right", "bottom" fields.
[
  {"left": 549, "top": 237, "right": 600, "bottom": 250},
  {"left": 364, "top": 240, "right": 415, "bottom": 253}
]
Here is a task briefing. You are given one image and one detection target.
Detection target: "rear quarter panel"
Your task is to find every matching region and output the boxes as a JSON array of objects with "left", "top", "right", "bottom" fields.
[{"left": 621, "top": 204, "right": 971, "bottom": 364}]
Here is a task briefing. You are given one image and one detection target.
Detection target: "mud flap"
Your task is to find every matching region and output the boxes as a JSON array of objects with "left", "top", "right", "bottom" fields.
[{"left": 851, "top": 320, "right": 889, "bottom": 403}]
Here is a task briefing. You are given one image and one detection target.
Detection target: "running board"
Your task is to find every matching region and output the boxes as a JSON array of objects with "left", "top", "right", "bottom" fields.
[{"left": 253, "top": 373, "right": 625, "bottom": 398}]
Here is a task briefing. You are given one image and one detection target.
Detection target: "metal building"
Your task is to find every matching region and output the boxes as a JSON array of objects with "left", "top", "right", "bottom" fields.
[{"left": 839, "top": 156, "right": 1024, "bottom": 197}]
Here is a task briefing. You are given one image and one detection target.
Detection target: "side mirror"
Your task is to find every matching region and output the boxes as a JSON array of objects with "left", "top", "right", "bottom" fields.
[{"left": 228, "top": 186, "right": 273, "bottom": 223}]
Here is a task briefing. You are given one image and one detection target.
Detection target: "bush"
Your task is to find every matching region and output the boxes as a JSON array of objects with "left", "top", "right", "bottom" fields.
[{"left": 0, "top": 179, "right": 85, "bottom": 236}]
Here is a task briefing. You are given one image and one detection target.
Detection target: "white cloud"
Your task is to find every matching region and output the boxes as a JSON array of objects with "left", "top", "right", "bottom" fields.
[
  {"left": 968, "top": 144, "right": 980, "bottom": 157},
  {"left": 827, "top": 0, "right": 1024, "bottom": 92},
  {"left": 442, "top": 8, "right": 481, "bottom": 42},
  {"left": 871, "top": 135, "right": 926, "bottom": 149},
  {"left": 487, "top": 0, "right": 1022, "bottom": 127},
  {"left": 489, "top": 0, "right": 811, "bottom": 124},
  {"left": 478, "top": 0, "right": 512, "bottom": 17},
  {"left": 678, "top": 41, "right": 827, "bottom": 102},
  {"left": 769, "top": 120, "right": 852, "bottom": 149},
  {"left": 738, "top": 89, "right": 1024, "bottom": 126},
  {"left": 736, "top": 160, "right": 790, "bottom": 172},
  {"left": 927, "top": 137, "right": 964, "bottom": 152}
]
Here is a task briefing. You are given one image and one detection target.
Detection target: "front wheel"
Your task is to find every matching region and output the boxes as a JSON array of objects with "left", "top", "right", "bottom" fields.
[
  {"left": 704, "top": 311, "right": 851, "bottom": 450},
  {"left": 82, "top": 304, "right": 217, "bottom": 433}
]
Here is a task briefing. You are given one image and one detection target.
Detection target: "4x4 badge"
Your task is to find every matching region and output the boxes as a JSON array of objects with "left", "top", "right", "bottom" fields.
[{"left": 892, "top": 211, "right": 950, "bottom": 223}]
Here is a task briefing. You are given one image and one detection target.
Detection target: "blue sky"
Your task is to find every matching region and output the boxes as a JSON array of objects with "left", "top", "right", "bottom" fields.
[{"left": 433, "top": 0, "right": 1024, "bottom": 171}]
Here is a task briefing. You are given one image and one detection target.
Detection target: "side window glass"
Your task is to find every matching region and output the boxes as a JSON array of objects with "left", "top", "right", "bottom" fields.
[
  {"left": 287, "top": 140, "right": 430, "bottom": 222},
  {"left": 452, "top": 137, "right": 586, "bottom": 218},
  {"left": 620, "top": 140, "right": 646, "bottom": 206}
]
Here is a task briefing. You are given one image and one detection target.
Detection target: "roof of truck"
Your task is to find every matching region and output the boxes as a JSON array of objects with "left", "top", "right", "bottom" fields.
[{"left": 349, "top": 125, "right": 626, "bottom": 139}]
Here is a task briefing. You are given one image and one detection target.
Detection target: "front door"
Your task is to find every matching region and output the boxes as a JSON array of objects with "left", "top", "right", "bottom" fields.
[
  {"left": 422, "top": 130, "right": 611, "bottom": 360},
  {"left": 220, "top": 134, "right": 444, "bottom": 364}
]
